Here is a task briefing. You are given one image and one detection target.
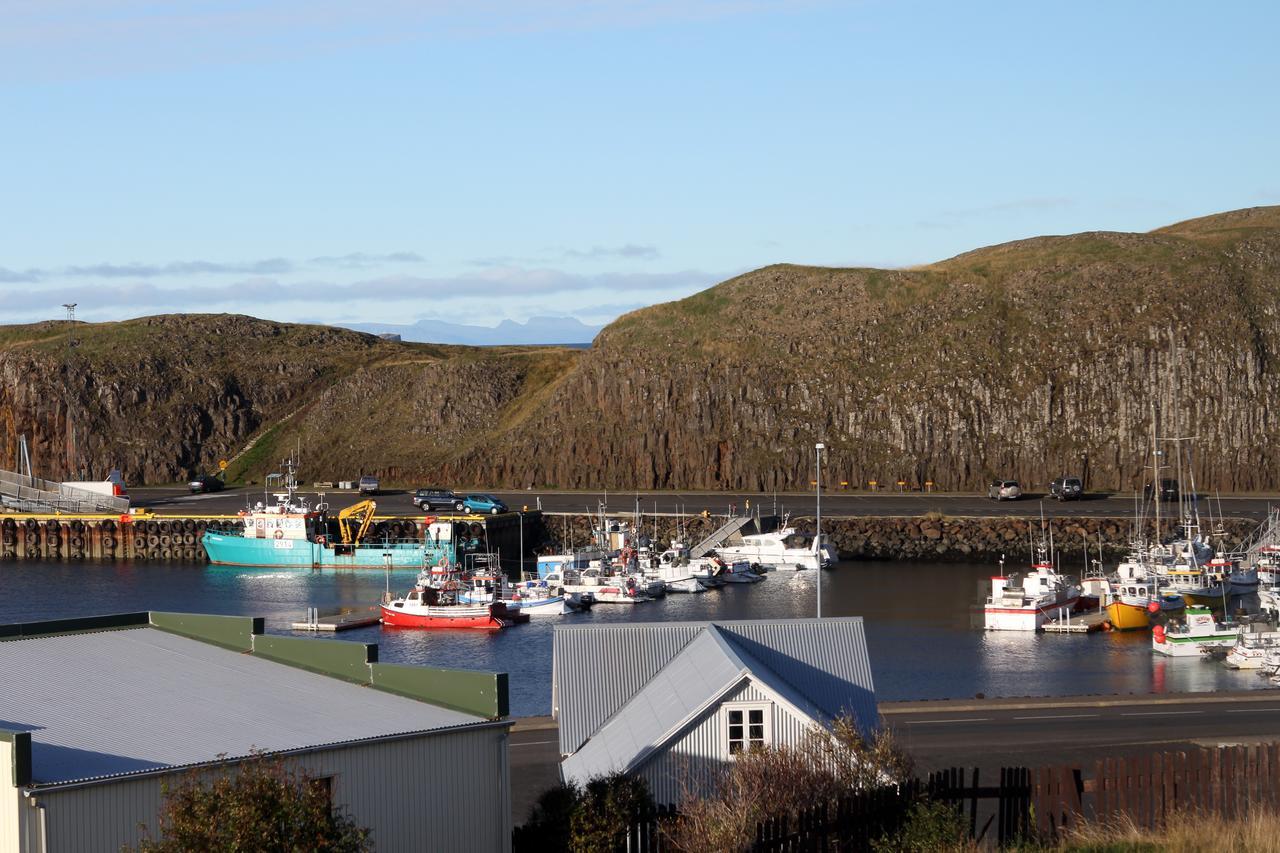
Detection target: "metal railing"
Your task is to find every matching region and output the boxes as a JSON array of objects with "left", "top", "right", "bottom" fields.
[{"left": 0, "top": 468, "right": 129, "bottom": 513}]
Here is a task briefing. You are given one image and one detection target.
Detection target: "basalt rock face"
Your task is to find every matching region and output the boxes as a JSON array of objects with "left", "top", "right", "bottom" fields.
[
  {"left": 6, "top": 207, "right": 1280, "bottom": 491},
  {"left": 440, "top": 206, "right": 1280, "bottom": 491},
  {"left": 0, "top": 315, "right": 443, "bottom": 483}
]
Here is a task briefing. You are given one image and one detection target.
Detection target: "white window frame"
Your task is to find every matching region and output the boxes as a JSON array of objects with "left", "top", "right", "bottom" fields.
[{"left": 722, "top": 701, "right": 772, "bottom": 757}]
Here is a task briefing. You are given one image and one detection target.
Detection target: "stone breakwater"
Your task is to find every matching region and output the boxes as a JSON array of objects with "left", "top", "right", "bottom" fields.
[{"left": 544, "top": 513, "right": 1261, "bottom": 562}]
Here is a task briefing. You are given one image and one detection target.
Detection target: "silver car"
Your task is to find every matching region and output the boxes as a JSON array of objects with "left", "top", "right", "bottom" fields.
[{"left": 987, "top": 479, "right": 1022, "bottom": 501}]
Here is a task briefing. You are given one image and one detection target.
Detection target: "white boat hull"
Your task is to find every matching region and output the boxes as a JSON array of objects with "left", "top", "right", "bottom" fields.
[
  {"left": 512, "top": 597, "right": 572, "bottom": 617},
  {"left": 982, "top": 598, "right": 1078, "bottom": 632},
  {"left": 1152, "top": 635, "right": 1237, "bottom": 657},
  {"left": 662, "top": 577, "right": 705, "bottom": 593}
]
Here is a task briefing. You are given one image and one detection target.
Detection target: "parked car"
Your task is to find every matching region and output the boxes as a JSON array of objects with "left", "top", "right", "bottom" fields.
[
  {"left": 1049, "top": 476, "right": 1084, "bottom": 501},
  {"left": 188, "top": 474, "right": 225, "bottom": 494},
  {"left": 358, "top": 475, "right": 380, "bottom": 496},
  {"left": 412, "top": 488, "right": 458, "bottom": 510},
  {"left": 1144, "top": 478, "right": 1180, "bottom": 503},
  {"left": 987, "top": 479, "right": 1022, "bottom": 501},
  {"left": 455, "top": 494, "right": 508, "bottom": 514}
]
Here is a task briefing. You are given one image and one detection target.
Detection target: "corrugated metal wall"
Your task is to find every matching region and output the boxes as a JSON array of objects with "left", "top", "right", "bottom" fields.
[
  {"left": 37, "top": 726, "right": 510, "bottom": 853},
  {"left": 0, "top": 739, "right": 20, "bottom": 853},
  {"left": 637, "top": 681, "right": 812, "bottom": 806}
]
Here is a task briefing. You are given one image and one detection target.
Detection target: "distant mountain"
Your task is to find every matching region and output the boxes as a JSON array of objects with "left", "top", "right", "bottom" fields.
[{"left": 340, "top": 316, "right": 603, "bottom": 346}]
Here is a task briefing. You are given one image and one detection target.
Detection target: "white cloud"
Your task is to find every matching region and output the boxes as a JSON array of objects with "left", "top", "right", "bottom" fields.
[{"left": 0, "top": 266, "right": 722, "bottom": 325}]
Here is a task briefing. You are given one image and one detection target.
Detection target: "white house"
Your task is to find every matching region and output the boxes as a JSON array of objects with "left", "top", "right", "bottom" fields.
[
  {"left": 552, "top": 618, "right": 878, "bottom": 804},
  {"left": 0, "top": 612, "right": 511, "bottom": 853}
]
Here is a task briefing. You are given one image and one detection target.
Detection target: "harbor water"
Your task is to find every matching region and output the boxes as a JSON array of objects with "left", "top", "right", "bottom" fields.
[{"left": 2, "top": 558, "right": 1268, "bottom": 716}]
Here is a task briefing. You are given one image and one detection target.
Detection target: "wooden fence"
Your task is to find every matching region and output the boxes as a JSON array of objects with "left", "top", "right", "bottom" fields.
[
  {"left": 532, "top": 743, "right": 1280, "bottom": 852},
  {"left": 1037, "top": 743, "right": 1280, "bottom": 838}
]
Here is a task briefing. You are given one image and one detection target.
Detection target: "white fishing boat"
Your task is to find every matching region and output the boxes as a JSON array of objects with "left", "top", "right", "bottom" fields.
[
  {"left": 549, "top": 567, "right": 654, "bottom": 604},
  {"left": 1222, "top": 622, "right": 1280, "bottom": 669},
  {"left": 981, "top": 549, "right": 1081, "bottom": 632},
  {"left": 1261, "top": 648, "right": 1280, "bottom": 680},
  {"left": 711, "top": 527, "right": 836, "bottom": 571},
  {"left": 1151, "top": 606, "right": 1238, "bottom": 657}
]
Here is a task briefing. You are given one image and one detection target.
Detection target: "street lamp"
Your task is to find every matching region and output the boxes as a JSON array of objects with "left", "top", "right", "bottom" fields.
[{"left": 815, "top": 442, "right": 824, "bottom": 619}]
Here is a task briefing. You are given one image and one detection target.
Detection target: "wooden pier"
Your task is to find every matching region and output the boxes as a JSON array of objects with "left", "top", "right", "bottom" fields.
[
  {"left": 291, "top": 608, "right": 383, "bottom": 632},
  {"left": 1042, "top": 609, "right": 1110, "bottom": 634}
]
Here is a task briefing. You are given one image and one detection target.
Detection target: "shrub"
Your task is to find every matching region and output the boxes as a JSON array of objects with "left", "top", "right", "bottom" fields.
[
  {"left": 872, "top": 800, "right": 973, "bottom": 852},
  {"left": 569, "top": 774, "right": 655, "bottom": 852},
  {"left": 666, "top": 716, "right": 913, "bottom": 852},
  {"left": 520, "top": 783, "right": 582, "bottom": 852},
  {"left": 516, "top": 774, "right": 656, "bottom": 853},
  {"left": 132, "top": 752, "right": 369, "bottom": 852}
]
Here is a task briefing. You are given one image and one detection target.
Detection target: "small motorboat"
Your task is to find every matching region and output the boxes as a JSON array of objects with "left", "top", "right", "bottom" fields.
[{"left": 381, "top": 570, "right": 528, "bottom": 630}]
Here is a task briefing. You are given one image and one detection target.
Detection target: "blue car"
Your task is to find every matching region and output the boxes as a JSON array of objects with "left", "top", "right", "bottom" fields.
[{"left": 455, "top": 494, "right": 508, "bottom": 515}]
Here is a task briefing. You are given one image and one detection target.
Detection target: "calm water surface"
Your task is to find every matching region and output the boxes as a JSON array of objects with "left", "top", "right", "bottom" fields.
[{"left": 2, "top": 559, "right": 1266, "bottom": 716}]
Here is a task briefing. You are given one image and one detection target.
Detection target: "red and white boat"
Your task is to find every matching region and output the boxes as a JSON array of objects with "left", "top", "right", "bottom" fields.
[
  {"left": 380, "top": 573, "right": 528, "bottom": 630},
  {"left": 980, "top": 550, "right": 1081, "bottom": 631}
]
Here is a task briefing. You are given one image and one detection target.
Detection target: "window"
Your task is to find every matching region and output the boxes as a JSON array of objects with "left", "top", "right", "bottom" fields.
[
  {"left": 310, "top": 776, "right": 335, "bottom": 813},
  {"left": 726, "top": 705, "right": 769, "bottom": 755}
]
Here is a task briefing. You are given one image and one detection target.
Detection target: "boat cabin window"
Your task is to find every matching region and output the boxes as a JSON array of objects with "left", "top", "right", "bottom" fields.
[
  {"left": 408, "top": 590, "right": 420, "bottom": 602},
  {"left": 726, "top": 704, "right": 770, "bottom": 755}
]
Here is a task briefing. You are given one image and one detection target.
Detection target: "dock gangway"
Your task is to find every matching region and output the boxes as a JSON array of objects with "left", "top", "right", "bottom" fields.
[
  {"left": 1239, "top": 507, "right": 1280, "bottom": 566},
  {"left": 689, "top": 515, "right": 755, "bottom": 559},
  {"left": 0, "top": 468, "right": 129, "bottom": 514}
]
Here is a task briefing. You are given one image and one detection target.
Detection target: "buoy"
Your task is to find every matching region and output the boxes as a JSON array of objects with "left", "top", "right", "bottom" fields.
[
  {"left": 1153, "top": 624, "right": 1167, "bottom": 643},
  {"left": 1147, "top": 600, "right": 1160, "bottom": 614}
]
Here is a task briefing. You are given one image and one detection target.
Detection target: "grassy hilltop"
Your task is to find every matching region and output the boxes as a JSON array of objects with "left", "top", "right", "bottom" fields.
[{"left": 4, "top": 206, "right": 1280, "bottom": 490}]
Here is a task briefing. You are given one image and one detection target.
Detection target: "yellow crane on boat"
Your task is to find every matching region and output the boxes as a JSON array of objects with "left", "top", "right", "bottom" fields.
[{"left": 337, "top": 500, "right": 376, "bottom": 544}]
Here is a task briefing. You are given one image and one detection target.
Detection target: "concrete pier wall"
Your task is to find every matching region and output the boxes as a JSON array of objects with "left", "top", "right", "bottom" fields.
[
  {"left": 540, "top": 512, "right": 1262, "bottom": 563},
  {"left": 0, "top": 511, "right": 1259, "bottom": 564}
]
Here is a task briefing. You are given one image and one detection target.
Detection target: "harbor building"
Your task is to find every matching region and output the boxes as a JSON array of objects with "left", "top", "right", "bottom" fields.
[
  {"left": 553, "top": 618, "right": 878, "bottom": 803},
  {"left": 0, "top": 612, "right": 511, "bottom": 853}
]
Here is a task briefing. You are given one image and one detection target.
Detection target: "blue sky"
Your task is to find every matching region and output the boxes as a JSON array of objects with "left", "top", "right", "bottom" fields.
[{"left": 2, "top": 0, "right": 1278, "bottom": 328}]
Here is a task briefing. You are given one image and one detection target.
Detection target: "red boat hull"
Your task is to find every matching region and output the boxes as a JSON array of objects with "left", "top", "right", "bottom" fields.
[{"left": 380, "top": 601, "right": 526, "bottom": 630}]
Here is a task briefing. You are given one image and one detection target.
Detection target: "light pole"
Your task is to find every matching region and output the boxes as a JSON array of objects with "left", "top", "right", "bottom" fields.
[
  {"left": 62, "top": 303, "right": 77, "bottom": 479},
  {"left": 815, "top": 442, "right": 824, "bottom": 618}
]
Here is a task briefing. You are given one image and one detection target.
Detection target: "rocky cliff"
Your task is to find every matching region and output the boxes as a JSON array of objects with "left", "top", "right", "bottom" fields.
[
  {"left": 436, "top": 205, "right": 1280, "bottom": 492},
  {"left": 4, "top": 206, "right": 1280, "bottom": 490}
]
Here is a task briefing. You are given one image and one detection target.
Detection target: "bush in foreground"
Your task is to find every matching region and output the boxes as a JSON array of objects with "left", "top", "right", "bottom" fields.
[
  {"left": 133, "top": 752, "right": 370, "bottom": 852},
  {"left": 517, "top": 773, "right": 656, "bottom": 853},
  {"left": 666, "top": 716, "right": 914, "bottom": 852}
]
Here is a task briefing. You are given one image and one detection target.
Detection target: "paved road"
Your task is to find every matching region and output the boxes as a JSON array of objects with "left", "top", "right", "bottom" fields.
[
  {"left": 884, "top": 691, "right": 1280, "bottom": 773},
  {"left": 506, "top": 690, "right": 1280, "bottom": 824},
  {"left": 130, "top": 487, "right": 1280, "bottom": 520}
]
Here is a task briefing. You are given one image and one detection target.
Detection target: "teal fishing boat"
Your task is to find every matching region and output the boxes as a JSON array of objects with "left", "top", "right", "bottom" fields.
[{"left": 201, "top": 462, "right": 456, "bottom": 569}]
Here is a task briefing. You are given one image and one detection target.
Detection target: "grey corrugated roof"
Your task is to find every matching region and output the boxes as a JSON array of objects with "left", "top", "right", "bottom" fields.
[
  {"left": 554, "top": 618, "right": 878, "bottom": 766},
  {"left": 554, "top": 622, "right": 704, "bottom": 755},
  {"left": 718, "top": 620, "right": 878, "bottom": 732},
  {"left": 560, "top": 628, "right": 748, "bottom": 783},
  {"left": 0, "top": 628, "right": 486, "bottom": 786}
]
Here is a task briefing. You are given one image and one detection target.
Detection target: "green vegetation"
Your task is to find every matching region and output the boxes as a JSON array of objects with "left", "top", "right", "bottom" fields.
[
  {"left": 516, "top": 774, "right": 656, "bottom": 853},
  {"left": 5, "top": 206, "right": 1280, "bottom": 491},
  {"left": 665, "top": 716, "right": 913, "bottom": 852},
  {"left": 133, "top": 752, "right": 369, "bottom": 852}
]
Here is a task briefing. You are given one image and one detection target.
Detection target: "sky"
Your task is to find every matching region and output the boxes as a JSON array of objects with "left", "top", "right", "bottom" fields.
[{"left": 2, "top": 0, "right": 1278, "bottom": 329}]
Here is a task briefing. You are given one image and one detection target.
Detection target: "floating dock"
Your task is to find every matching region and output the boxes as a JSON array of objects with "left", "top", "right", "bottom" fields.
[
  {"left": 291, "top": 608, "right": 383, "bottom": 632},
  {"left": 1043, "top": 609, "right": 1110, "bottom": 633}
]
